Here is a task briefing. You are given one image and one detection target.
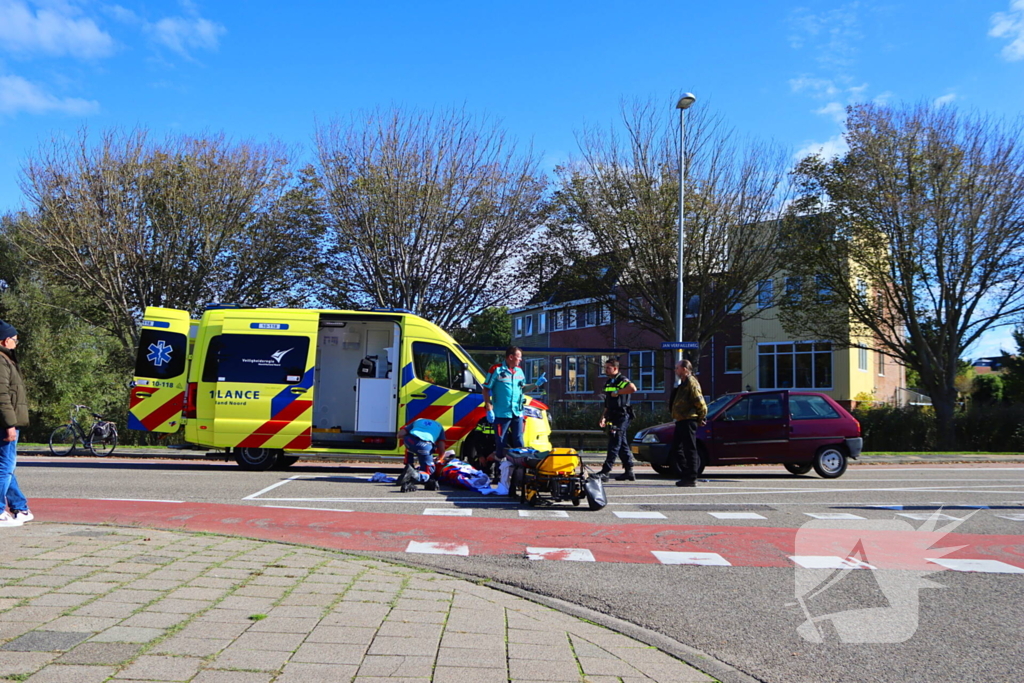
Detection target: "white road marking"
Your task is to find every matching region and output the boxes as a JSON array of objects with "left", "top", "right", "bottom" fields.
[
  {"left": 897, "top": 513, "right": 963, "bottom": 521},
  {"left": 242, "top": 476, "right": 304, "bottom": 500},
  {"left": 261, "top": 505, "right": 353, "bottom": 512},
  {"left": 92, "top": 498, "right": 184, "bottom": 503},
  {"left": 804, "top": 512, "right": 866, "bottom": 520},
  {"left": 526, "top": 547, "right": 596, "bottom": 562},
  {"left": 518, "top": 510, "right": 569, "bottom": 518},
  {"left": 613, "top": 511, "right": 667, "bottom": 519},
  {"left": 790, "top": 556, "right": 876, "bottom": 570},
  {"left": 653, "top": 551, "right": 731, "bottom": 566},
  {"left": 709, "top": 512, "right": 766, "bottom": 520},
  {"left": 423, "top": 508, "right": 473, "bottom": 516},
  {"left": 994, "top": 514, "right": 1024, "bottom": 521},
  {"left": 253, "top": 497, "right": 518, "bottom": 505},
  {"left": 405, "top": 541, "right": 469, "bottom": 556},
  {"left": 926, "top": 558, "right": 1024, "bottom": 574}
]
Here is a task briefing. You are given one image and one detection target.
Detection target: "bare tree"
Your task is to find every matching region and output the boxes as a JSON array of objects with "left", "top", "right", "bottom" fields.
[
  {"left": 780, "top": 102, "right": 1024, "bottom": 448},
  {"left": 548, "top": 97, "right": 792, "bottom": 355},
  {"left": 15, "top": 128, "right": 321, "bottom": 352},
  {"left": 313, "top": 107, "right": 549, "bottom": 331}
]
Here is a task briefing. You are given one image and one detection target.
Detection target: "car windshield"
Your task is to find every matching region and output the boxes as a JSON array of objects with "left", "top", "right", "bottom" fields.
[{"left": 706, "top": 395, "right": 733, "bottom": 418}]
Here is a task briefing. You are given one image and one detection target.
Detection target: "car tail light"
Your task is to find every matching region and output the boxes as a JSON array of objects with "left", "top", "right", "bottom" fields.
[
  {"left": 362, "top": 437, "right": 386, "bottom": 444},
  {"left": 184, "top": 382, "right": 197, "bottom": 419},
  {"left": 854, "top": 418, "right": 861, "bottom": 435}
]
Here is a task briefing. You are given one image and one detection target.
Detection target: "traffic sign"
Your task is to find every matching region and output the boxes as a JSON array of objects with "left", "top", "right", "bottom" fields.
[{"left": 661, "top": 341, "right": 699, "bottom": 350}]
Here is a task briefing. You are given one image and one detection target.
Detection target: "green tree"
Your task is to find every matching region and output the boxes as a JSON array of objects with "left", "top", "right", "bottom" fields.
[
  {"left": 1001, "top": 327, "right": 1024, "bottom": 403},
  {"left": 972, "top": 374, "right": 1004, "bottom": 405},
  {"left": 780, "top": 103, "right": 1024, "bottom": 448}
]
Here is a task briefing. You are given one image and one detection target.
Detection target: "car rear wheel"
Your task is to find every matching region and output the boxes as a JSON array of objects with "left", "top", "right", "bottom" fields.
[
  {"left": 651, "top": 463, "right": 675, "bottom": 477},
  {"left": 785, "top": 463, "right": 813, "bottom": 475},
  {"left": 813, "top": 446, "right": 848, "bottom": 478},
  {"left": 273, "top": 456, "right": 300, "bottom": 470},
  {"left": 234, "top": 447, "right": 280, "bottom": 471}
]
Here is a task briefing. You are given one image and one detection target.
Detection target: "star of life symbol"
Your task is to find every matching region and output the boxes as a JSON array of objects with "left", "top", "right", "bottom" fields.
[
  {"left": 146, "top": 340, "right": 173, "bottom": 367},
  {"left": 790, "top": 510, "right": 978, "bottom": 644}
]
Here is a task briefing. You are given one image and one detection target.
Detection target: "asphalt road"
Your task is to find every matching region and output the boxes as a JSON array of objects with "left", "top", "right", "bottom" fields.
[{"left": 13, "top": 455, "right": 1024, "bottom": 683}]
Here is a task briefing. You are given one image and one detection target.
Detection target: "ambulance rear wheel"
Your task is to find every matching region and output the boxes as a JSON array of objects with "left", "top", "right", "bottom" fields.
[
  {"left": 234, "top": 447, "right": 280, "bottom": 471},
  {"left": 273, "top": 456, "right": 300, "bottom": 470}
]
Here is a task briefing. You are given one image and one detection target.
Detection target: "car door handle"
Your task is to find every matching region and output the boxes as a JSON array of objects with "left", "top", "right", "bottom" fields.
[
  {"left": 411, "top": 393, "right": 427, "bottom": 399},
  {"left": 290, "top": 387, "right": 307, "bottom": 395}
]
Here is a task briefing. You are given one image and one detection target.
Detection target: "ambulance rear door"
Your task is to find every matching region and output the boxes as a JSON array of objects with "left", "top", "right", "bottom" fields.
[
  {"left": 129, "top": 307, "right": 192, "bottom": 433},
  {"left": 212, "top": 311, "right": 318, "bottom": 451}
]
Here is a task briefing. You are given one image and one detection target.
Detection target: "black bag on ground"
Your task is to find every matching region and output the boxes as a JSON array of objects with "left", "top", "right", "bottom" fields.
[{"left": 584, "top": 476, "right": 607, "bottom": 510}]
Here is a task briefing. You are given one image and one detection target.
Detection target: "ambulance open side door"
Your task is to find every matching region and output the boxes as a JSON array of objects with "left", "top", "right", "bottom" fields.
[
  {"left": 129, "top": 307, "right": 192, "bottom": 433},
  {"left": 212, "top": 311, "right": 319, "bottom": 454}
]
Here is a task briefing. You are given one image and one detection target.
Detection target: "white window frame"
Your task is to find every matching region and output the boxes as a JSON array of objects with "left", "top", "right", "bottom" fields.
[
  {"left": 858, "top": 346, "right": 868, "bottom": 372},
  {"left": 727, "top": 289, "right": 743, "bottom": 314},
  {"left": 553, "top": 357, "right": 563, "bottom": 377},
  {"left": 585, "top": 305, "right": 597, "bottom": 327},
  {"left": 565, "top": 355, "right": 589, "bottom": 393},
  {"left": 724, "top": 346, "right": 742, "bottom": 374},
  {"left": 785, "top": 277, "right": 802, "bottom": 304},
  {"left": 514, "top": 317, "right": 523, "bottom": 338},
  {"left": 628, "top": 350, "right": 664, "bottom": 392},
  {"left": 599, "top": 305, "right": 612, "bottom": 325},
  {"left": 567, "top": 308, "right": 578, "bottom": 329},
  {"left": 877, "top": 348, "right": 886, "bottom": 376},
  {"left": 537, "top": 312, "right": 547, "bottom": 334},
  {"left": 757, "top": 280, "right": 774, "bottom": 309},
  {"left": 757, "top": 341, "right": 833, "bottom": 390},
  {"left": 524, "top": 315, "right": 534, "bottom": 337},
  {"left": 628, "top": 297, "right": 643, "bottom": 322},
  {"left": 553, "top": 309, "right": 564, "bottom": 331}
]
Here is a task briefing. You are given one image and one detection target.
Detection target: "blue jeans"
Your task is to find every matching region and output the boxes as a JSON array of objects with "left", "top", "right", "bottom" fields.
[
  {"left": 1, "top": 430, "right": 27, "bottom": 512},
  {"left": 493, "top": 416, "right": 524, "bottom": 460},
  {"left": 403, "top": 435, "right": 437, "bottom": 483}
]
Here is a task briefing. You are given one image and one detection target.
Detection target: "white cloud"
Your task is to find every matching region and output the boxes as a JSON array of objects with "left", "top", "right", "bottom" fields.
[
  {"left": 933, "top": 93, "right": 958, "bottom": 106},
  {"left": 990, "top": 0, "right": 1024, "bottom": 61},
  {"left": 788, "top": 4, "right": 863, "bottom": 69},
  {"left": 789, "top": 76, "right": 839, "bottom": 97},
  {"left": 0, "top": 0, "right": 114, "bottom": 59},
  {"left": 795, "top": 134, "right": 849, "bottom": 162},
  {"left": 814, "top": 101, "right": 847, "bottom": 123},
  {"left": 147, "top": 11, "right": 225, "bottom": 58},
  {"left": 0, "top": 73, "right": 98, "bottom": 115},
  {"left": 873, "top": 90, "right": 893, "bottom": 105}
]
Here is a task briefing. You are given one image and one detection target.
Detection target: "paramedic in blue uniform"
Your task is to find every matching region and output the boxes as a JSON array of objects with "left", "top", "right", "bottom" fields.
[
  {"left": 481, "top": 346, "right": 545, "bottom": 462},
  {"left": 397, "top": 418, "right": 445, "bottom": 491},
  {"left": 597, "top": 358, "right": 638, "bottom": 481}
]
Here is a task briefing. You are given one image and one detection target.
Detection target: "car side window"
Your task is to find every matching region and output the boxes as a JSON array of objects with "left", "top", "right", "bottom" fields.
[
  {"left": 723, "top": 394, "right": 784, "bottom": 421},
  {"left": 791, "top": 394, "right": 840, "bottom": 419},
  {"left": 412, "top": 342, "right": 455, "bottom": 389}
]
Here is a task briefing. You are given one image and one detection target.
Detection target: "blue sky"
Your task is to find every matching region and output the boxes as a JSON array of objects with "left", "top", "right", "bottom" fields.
[{"left": 1, "top": 0, "right": 1022, "bottom": 356}]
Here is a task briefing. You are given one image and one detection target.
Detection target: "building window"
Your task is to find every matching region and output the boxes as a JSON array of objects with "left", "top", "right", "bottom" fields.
[
  {"left": 567, "top": 308, "right": 577, "bottom": 329},
  {"left": 877, "top": 348, "right": 885, "bottom": 376},
  {"left": 858, "top": 346, "right": 868, "bottom": 372},
  {"left": 857, "top": 278, "right": 869, "bottom": 303},
  {"left": 553, "top": 309, "right": 564, "bottom": 331},
  {"left": 816, "top": 274, "right": 833, "bottom": 304},
  {"left": 629, "top": 351, "right": 665, "bottom": 392},
  {"left": 683, "top": 295, "right": 697, "bottom": 319},
  {"left": 628, "top": 297, "right": 644, "bottom": 322},
  {"left": 553, "top": 357, "right": 563, "bottom": 377},
  {"left": 724, "top": 346, "right": 742, "bottom": 374},
  {"left": 566, "top": 355, "right": 589, "bottom": 393},
  {"left": 524, "top": 315, "right": 534, "bottom": 337},
  {"left": 727, "top": 289, "right": 743, "bottom": 314},
  {"left": 514, "top": 317, "right": 523, "bottom": 338},
  {"left": 524, "top": 358, "right": 544, "bottom": 384},
  {"left": 785, "top": 277, "right": 802, "bottom": 304},
  {"left": 537, "top": 312, "right": 547, "bottom": 334},
  {"left": 757, "top": 342, "right": 832, "bottom": 390},
  {"left": 757, "top": 280, "right": 773, "bottom": 309},
  {"left": 599, "top": 305, "right": 612, "bottom": 325},
  {"left": 585, "top": 305, "right": 597, "bottom": 327}
]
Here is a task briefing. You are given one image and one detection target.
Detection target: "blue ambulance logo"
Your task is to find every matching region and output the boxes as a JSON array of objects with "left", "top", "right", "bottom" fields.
[{"left": 147, "top": 340, "right": 173, "bottom": 367}]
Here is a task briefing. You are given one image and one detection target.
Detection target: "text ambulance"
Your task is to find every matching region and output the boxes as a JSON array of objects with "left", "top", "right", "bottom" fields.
[{"left": 129, "top": 305, "right": 552, "bottom": 470}]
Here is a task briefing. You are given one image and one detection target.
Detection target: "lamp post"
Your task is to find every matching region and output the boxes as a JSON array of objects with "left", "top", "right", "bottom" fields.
[{"left": 675, "top": 93, "right": 696, "bottom": 375}]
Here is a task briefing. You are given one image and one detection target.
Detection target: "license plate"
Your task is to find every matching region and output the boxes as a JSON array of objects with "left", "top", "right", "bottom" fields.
[{"left": 631, "top": 446, "right": 639, "bottom": 454}]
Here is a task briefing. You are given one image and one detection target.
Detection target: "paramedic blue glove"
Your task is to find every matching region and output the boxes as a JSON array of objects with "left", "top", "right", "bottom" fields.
[
  {"left": 486, "top": 408, "right": 495, "bottom": 424},
  {"left": 534, "top": 373, "right": 547, "bottom": 388}
]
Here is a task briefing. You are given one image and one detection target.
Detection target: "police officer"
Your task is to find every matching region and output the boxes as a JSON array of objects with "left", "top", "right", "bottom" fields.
[{"left": 597, "top": 358, "right": 637, "bottom": 481}]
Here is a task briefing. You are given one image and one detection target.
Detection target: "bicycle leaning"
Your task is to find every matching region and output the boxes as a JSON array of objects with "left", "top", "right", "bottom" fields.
[{"left": 49, "top": 405, "right": 118, "bottom": 457}]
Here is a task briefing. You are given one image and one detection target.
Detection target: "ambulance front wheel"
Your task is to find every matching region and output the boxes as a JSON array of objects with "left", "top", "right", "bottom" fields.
[{"left": 234, "top": 447, "right": 281, "bottom": 471}]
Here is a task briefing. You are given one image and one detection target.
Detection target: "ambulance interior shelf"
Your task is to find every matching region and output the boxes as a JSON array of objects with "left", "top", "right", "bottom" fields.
[{"left": 312, "top": 319, "right": 399, "bottom": 443}]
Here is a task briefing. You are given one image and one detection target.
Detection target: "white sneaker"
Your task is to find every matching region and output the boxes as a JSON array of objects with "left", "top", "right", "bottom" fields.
[
  {"left": 0, "top": 511, "right": 24, "bottom": 527},
  {"left": 12, "top": 510, "right": 33, "bottom": 523}
]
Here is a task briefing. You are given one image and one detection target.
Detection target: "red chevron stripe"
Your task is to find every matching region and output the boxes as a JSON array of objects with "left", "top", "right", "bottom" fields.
[
  {"left": 446, "top": 405, "right": 488, "bottom": 443},
  {"left": 284, "top": 430, "right": 312, "bottom": 450},
  {"left": 140, "top": 392, "right": 185, "bottom": 431},
  {"left": 237, "top": 400, "right": 313, "bottom": 449}
]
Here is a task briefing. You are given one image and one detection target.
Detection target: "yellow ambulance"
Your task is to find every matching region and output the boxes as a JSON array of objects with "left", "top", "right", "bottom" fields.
[{"left": 129, "top": 305, "right": 552, "bottom": 470}]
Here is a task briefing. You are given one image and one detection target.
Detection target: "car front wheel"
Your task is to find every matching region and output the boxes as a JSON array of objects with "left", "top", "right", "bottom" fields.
[
  {"left": 235, "top": 447, "right": 281, "bottom": 471},
  {"left": 651, "top": 463, "right": 675, "bottom": 477},
  {"left": 813, "top": 446, "right": 848, "bottom": 478},
  {"left": 785, "top": 463, "right": 813, "bottom": 475}
]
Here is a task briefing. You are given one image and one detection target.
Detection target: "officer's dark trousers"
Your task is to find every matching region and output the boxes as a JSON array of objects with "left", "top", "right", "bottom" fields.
[
  {"left": 603, "top": 417, "right": 633, "bottom": 471},
  {"left": 671, "top": 419, "right": 699, "bottom": 482}
]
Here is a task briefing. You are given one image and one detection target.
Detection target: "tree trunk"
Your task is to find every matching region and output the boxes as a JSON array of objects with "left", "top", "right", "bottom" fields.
[{"left": 930, "top": 391, "right": 958, "bottom": 451}]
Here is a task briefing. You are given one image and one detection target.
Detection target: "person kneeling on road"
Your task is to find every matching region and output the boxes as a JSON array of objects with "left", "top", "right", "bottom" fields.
[{"left": 397, "top": 418, "right": 446, "bottom": 493}]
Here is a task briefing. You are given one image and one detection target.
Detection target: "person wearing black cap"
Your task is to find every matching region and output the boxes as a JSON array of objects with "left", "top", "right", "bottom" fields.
[{"left": 0, "top": 320, "right": 31, "bottom": 527}]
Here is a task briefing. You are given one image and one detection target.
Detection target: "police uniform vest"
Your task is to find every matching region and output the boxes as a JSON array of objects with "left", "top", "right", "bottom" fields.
[{"left": 603, "top": 373, "right": 632, "bottom": 421}]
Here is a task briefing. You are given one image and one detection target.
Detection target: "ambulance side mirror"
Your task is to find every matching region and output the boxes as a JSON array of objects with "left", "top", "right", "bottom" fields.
[{"left": 461, "top": 364, "right": 477, "bottom": 392}]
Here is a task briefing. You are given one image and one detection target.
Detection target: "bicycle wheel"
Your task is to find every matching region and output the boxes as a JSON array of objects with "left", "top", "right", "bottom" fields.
[
  {"left": 49, "top": 425, "right": 77, "bottom": 456},
  {"left": 89, "top": 426, "right": 118, "bottom": 457}
]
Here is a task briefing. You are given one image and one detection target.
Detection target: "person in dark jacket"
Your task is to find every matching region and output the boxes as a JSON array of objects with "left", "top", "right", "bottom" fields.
[
  {"left": 0, "top": 320, "right": 31, "bottom": 527},
  {"left": 597, "top": 358, "right": 637, "bottom": 481},
  {"left": 668, "top": 359, "right": 707, "bottom": 487}
]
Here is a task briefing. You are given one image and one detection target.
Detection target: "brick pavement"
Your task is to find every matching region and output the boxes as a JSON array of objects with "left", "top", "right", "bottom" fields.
[{"left": 0, "top": 524, "right": 715, "bottom": 683}]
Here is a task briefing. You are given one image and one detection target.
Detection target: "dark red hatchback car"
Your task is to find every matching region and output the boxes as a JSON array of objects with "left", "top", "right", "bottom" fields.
[{"left": 632, "top": 390, "right": 863, "bottom": 479}]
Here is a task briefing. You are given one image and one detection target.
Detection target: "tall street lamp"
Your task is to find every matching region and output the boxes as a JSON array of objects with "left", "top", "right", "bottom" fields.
[{"left": 675, "top": 92, "right": 696, "bottom": 374}]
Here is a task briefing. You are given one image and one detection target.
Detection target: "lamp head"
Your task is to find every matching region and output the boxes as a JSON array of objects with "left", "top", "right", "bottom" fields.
[{"left": 676, "top": 93, "right": 697, "bottom": 110}]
